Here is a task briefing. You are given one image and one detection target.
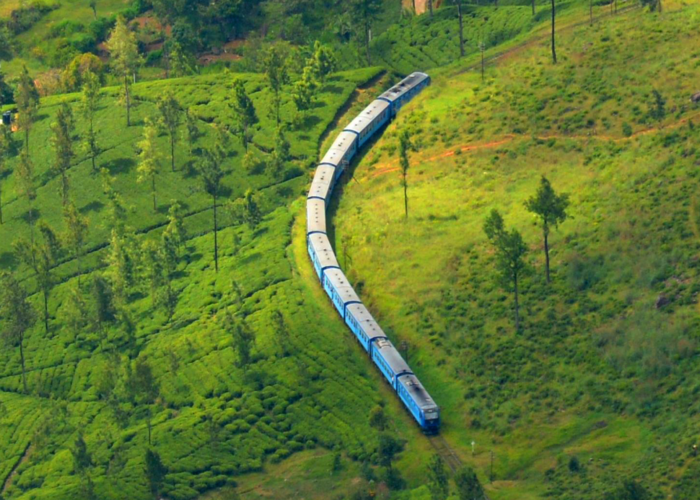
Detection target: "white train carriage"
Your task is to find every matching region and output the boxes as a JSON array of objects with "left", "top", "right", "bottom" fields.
[
  {"left": 307, "top": 165, "right": 337, "bottom": 204},
  {"left": 308, "top": 232, "right": 340, "bottom": 279},
  {"left": 306, "top": 198, "right": 327, "bottom": 236},
  {"left": 320, "top": 131, "right": 358, "bottom": 182},
  {"left": 344, "top": 99, "right": 391, "bottom": 148}
]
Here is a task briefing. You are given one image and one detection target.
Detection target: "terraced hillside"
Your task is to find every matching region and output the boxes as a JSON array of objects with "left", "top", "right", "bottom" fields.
[
  {"left": 333, "top": 2, "right": 700, "bottom": 499},
  {"left": 0, "top": 67, "right": 446, "bottom": 500}
]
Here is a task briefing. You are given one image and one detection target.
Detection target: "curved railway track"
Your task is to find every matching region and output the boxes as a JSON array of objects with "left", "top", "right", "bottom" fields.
[{"left": 428, "top": 434, "right": 464, "bottom": 473}]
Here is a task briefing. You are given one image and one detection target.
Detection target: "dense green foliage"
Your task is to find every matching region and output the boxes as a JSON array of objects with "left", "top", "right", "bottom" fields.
[{"left": 0, "top": 67, "right": 427, "bottom": 500}]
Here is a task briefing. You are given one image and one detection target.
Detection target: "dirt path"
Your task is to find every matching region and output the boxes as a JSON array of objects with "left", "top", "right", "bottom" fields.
[{"left": 368, "top": 107, "right": 700, "bottom": 179}]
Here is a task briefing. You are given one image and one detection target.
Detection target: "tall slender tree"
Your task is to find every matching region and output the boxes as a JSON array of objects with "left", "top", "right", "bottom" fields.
[
  {"left": 550, "top": 0, "right": 557, "bottom": 64},
  {"left": 0, "top": 125, "right": 12, "bottom": 224},
  {"left": 14, "top": 221, "right": 62, "bottom": 334},
  {"left": 107, "top": 17, "right": 142, "bottom": 127},
  {"left": 263, "top": 45, "right": 289, "bottom": 126},
  {"left": 226, "top": 309, "right": 255, "bottom": 369},
  {"left": 350, "top": 0, "right": 382, "bottom": 65},
  {"left": 0, "top": 272, "right": 36, "bottom": 393},
  {"left": 137, "top": 118, "right": 162, "bottom": 212},
  {"left": 230, "top": 79, "right": 257, "bottom": 151},
  {"left": 198, "top": 147, "right": 224, "bottom": 272},
  {"left": 14, "top": 65, "right": 40, "bottom": 153},
  {"left": 156, "top": 92, "right": 181, "bottom": 171},
  {"left": 398, "top": 129, "right": 411, "bottom": 219},
  {"left": 525, "top": 176, "right": 569, "bottom": 283},
  {"left": 484, "top": 209, "right": 529, "bottom": 331},
  {"left": 51, "top": 102, "right": 75, "bottom": 206},
  {"left": 15, "top": 150, "right": 37, "bottom": 247},
  {"left": 455, "top": 0, "right": 465, "bottom": 57},
  {"left": 81, "top": 70, "right": 102, "bottom": 173},
  {"left": 63, "top": 201, "right": 90, "bottom": 284},
  {"left": 144, "top": 449, "right": 167, "bottom": 500}
]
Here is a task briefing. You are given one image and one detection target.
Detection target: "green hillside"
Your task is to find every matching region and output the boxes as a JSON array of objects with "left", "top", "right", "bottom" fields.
[
  {"left": 332, "top": 2, "right": 700, "bottom": 499},
  {"left": 0, "top": 67, "right": 449, "bottom": 500}
]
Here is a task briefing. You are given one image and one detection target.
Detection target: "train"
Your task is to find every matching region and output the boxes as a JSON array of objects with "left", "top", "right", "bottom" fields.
[{"left": 306, "top": 72, "right": 440, "bottom": 433}]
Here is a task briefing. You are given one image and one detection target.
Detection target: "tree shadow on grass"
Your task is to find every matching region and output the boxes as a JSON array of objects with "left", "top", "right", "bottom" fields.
[
  {"left": 81, "top": 200, "right": 104, "bottom": 214},
  {"left": 0, "top": 251, "right": 18, "bottom": 270},
  {"left": 105, "top": 157, "right": 136, "bottom": 175},
  {"left": 322, "top": 85, "right": 344, "bottom": 95},
  {"left": 19, "top": 207, "right": 41, "bottom": 224}
]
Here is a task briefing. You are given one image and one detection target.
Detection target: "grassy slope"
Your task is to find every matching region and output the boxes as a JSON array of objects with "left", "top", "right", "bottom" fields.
[
  {"left": 333, "top": 2, "right": 700, "bottom": 499},
  {"left": 0, "top": 66, "right": 443, "bottom": 500}
]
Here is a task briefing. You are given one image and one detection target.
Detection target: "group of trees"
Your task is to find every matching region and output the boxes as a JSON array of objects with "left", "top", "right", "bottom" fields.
[{"left": 483, "top": 176, "right": 570, "bottom": 331}]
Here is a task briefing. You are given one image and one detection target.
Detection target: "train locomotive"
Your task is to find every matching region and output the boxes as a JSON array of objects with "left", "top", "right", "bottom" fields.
[{"left": 305, "top": 72, "right": 440, "bottom": 432}]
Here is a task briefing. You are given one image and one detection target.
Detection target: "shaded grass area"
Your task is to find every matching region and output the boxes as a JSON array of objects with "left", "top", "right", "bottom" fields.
[{"left": 333, "top": 3, "right": 700, "bottom": 499}]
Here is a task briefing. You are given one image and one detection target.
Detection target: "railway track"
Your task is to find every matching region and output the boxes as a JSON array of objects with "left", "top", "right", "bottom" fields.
[{"left": 428, "top": 434, "right": 464, "bottom": 473}]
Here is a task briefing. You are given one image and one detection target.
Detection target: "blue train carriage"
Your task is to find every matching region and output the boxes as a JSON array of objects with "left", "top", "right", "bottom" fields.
[
  {"left": 322, "top": 268, "right": 362, "bottom": 318},
  {"left": 306, "top": 198, "right": 327, "bottom": 236},
  {"left": 396, "top": 374, "right": 440, "bottom": 432},
  {"left": 307, "top": 232, "right": 340, "bottom": 280},
  {"left": 371, "top": 338, "right": 412, "bottom": 386},
  {"left": 345, "top": 303, "right": 388, "bottom": 353},
  {"left": 344, "top": 99, "right": 391, "bottom": 148},
  {"left": 377, "top": 72, "right": 431, "bottom": 117},
  {"left": 321, "top": 131, "right": 358, "bottom": 182},
  {"left": 308, "top": 165, "right": 337, "bottom": 205}
]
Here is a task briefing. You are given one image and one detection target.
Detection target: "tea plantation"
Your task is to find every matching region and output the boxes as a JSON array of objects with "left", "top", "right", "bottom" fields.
[
  {"left": 0, "top": 67, "right": 445, "bottom": 500},
  {"left": 333, "top": 2, "right": 700, "bottom": 499}
]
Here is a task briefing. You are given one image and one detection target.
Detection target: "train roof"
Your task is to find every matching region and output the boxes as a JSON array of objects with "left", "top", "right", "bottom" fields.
[
  {"left": 374, "top": 339, "right": 412, "bottom": 377},
  {"left": 323, "top": 268, "right": 361, "bottom": 305},
  {"left": 346, "top": 303, "right": 388, "bottom": 341},
  {"left": 397, "top": 374, "right": 438, "bottom": 410},
  {"left": 378, "top": 72, "right": 430, "bottom": 103},
  {"left": 307, "top": 165, "right": 335, "bottom": 200},
  {"left": 308, "top": 233, "right": 339, "bottom": 270},
  {"left": 344, "top": 99, "right": 390, "bottom": 135},
  {"left": 306, "top": 198, "right": 326, "bottom": 235},
  {"left": 320, "top": 131, "right": 356, "bottom": 166}
]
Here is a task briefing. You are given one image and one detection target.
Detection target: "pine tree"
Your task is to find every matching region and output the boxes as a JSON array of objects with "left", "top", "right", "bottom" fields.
[
  {"left": 14, "top": 221, "right": 62, "bottom": 334},
  {"left": 263, "top": 44, "right": 290, "bottom": 125},
  {"left": 0, "top": 272, "right": 36, "bottom": 393},
  {"left": 226, "top": 310, "right": 255, "bottom": 369},
  {"left": 157, "top": 92, "right": 182, "bottom": 171},
  {"left": 0, "top": 125, "right": 12, "bottom": 224},
  {"left": 398, "top": 129, "right": 411, "bottom": 219},
  {"left": 137, "top": 118, "right": 162, "bottom": 212},
  {"left": 525, "top": 176, "right": 569, "bottom": 283},
  {"left": 198, "top": 147, "right": 224, "bottom": 272},
  {"left": 484, "top": 209, "right": 529, "bottom": 331},
  {"left": 268, "top": 126, "right": 291, "bottom": 177},
  {"left": 62, "top": 201, "right": 89, "bottom": 283},
  {"left": 230, "top": 79, "right": 257, "bottom": 151},
  {"left": 51, "top": 102, "right": 75, "bottom": 206},
  {"left": 15, "top": 150, "right": 37, "bottom": 246},
  {"left": 350, "top": 0, "right": 382, "bottom": 65},
  {"left": 144, "top": 449, "right": 167, "bottom": 499},
  {"left": 106, "top": 17, "right": 142, "bottom": 126},
  {"left": 14, "top": 65, "right": 40, "bottom": 153},
  {"left": 81, "top": 70, "right": 102, "bottom": 173}
]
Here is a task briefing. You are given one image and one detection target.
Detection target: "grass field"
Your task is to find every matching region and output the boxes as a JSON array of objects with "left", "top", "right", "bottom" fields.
[{"left": 332, "top": 2, "right": 700, "bottom": 498}]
